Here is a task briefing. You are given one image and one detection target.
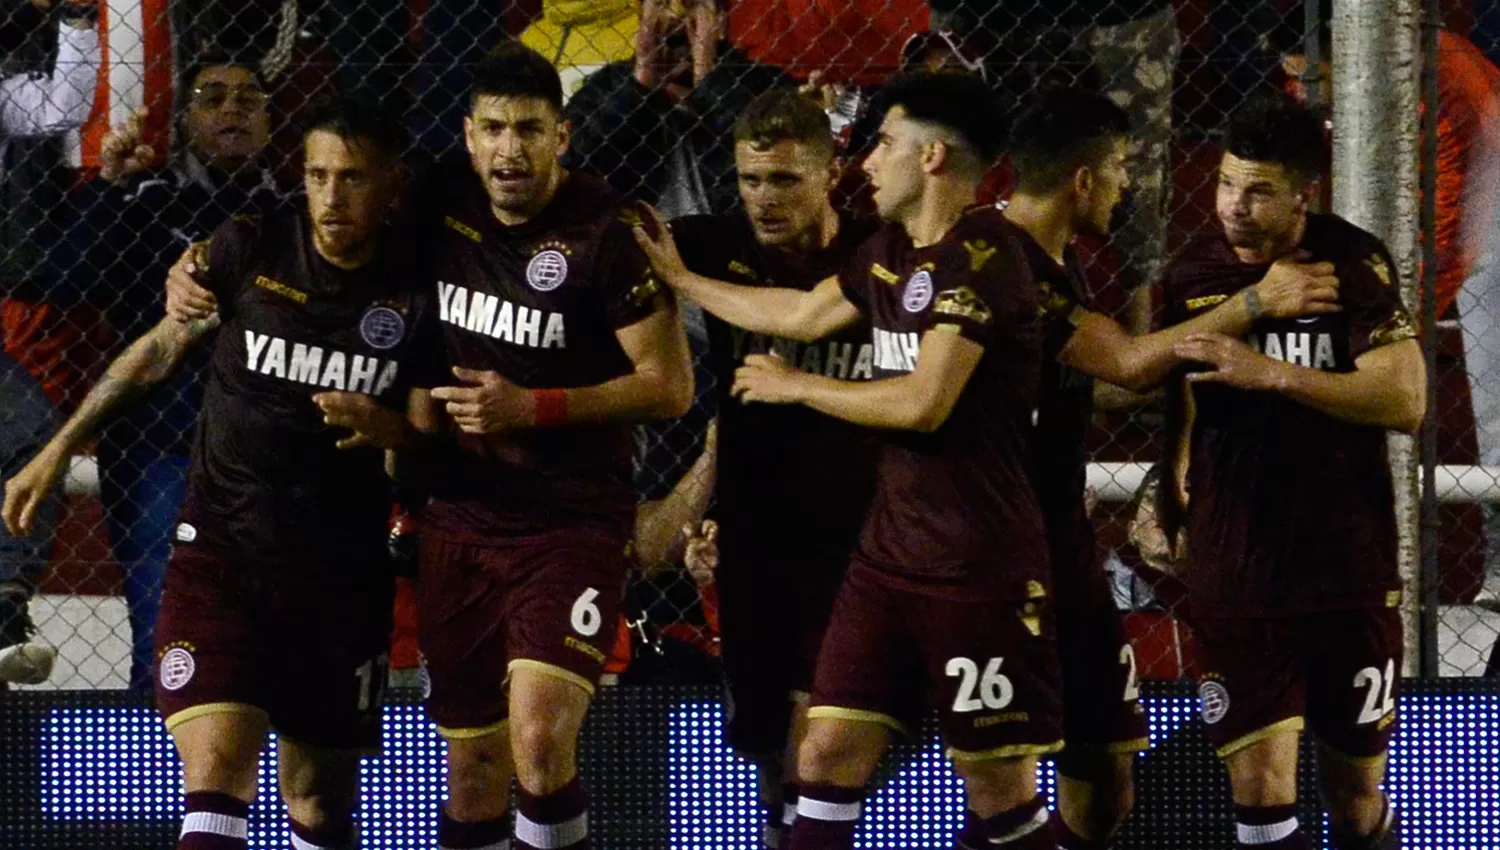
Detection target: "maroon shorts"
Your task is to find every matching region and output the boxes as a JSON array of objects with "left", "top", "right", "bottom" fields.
[
  {"left": 1192, "top": 608, "right": 1403, "bottom": 760},
  {"left": 715, "top": 552, "right": 847, "bottom": 756},
  {"left": 1052, "top": 536, "right": 1150, "bottom": 764},
  {"left": 808, "top": 561, "right": 1063, "bottom": 760},
  {"left": 154, "top": 543, "right": 393, "bottom": 752},
  {"left": 417, "top": 526, "right": 630, "bottom": 738}
]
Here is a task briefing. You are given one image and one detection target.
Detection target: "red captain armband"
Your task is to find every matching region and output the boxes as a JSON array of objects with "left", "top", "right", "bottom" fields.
[{"left": 532, "top": 388, "right": 568, "bottom": 428}]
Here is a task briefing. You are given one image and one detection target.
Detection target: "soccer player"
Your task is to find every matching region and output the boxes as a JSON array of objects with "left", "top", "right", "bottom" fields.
[
  {"left": 401, "top": 44, "right": 692, "bottom": 850},
  {"left": 1160, "top": 94, "right": 1423, "bottom": 850},
  {"left": 3, "top": 95, "right": 430, "bottom": 850},
  {"left": 636, "top": 71, "right": 1059, "bottom": 850},
  {"left": 998, "top": 87, "right": 1343, "bottom": 850},
  {"left": 667, "top": 88, "right": 882, "bottom": 849}
]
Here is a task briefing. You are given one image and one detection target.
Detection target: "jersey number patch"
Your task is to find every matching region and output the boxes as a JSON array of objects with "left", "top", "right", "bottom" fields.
[
  {"left": 946, "top": 657, "right": 1014, "bottom": 712},
  {"left": 1353, "top": 658, "right": 1397, "bottom": 725}
]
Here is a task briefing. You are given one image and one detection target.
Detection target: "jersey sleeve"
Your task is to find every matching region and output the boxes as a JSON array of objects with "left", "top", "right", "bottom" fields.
[
  {"left": 403, "top": 298, "right": 451, "bottom": 391},
  {"left": 925, "top": 234, "right": 1036, "bottom": 346},
  {"left": 598, "top": 212, "right": 669, "bottom": 329},
  {"left": 835, "top": 233, "right": 878, "bottom": 314},
  {"left": 1341, "top": 244, "right": 1418, "bottom": 360},
  {"left": 198, "top": 214, "right": 262, "bottom": 320}
]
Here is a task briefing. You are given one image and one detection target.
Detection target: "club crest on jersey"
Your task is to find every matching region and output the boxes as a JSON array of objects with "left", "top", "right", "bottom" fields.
[
  {"left": 360, "top": 306, "right": 406, "bottom": 350},
  {"left": 903, "top": 270, "right": 934, "bottom": 313},
  {"left": 527, "top": 249, "right": 569, "bottom": 292},
  {"left": 159, "top": 644, "right": 196, "bottom": 691},
  {"left": 1198, "top": 678, "right": 1230, "bottom": 725}
]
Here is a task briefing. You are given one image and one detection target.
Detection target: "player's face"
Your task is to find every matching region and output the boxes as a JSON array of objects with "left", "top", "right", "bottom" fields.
[
  {"left": 1078, "top": 137, "right": 1130, "bottom": 237},
  {"left": 465, "top": 95, "right": 569, "bottom": 222},
  {"left": 1215, "top": 153, "right": 1312, "bottom": 254},
  {"left": 863, "top": 106, "right": 927, "bottom": 222},
  {"left": 303, "top": 130, "right": 398, "bottom": 266},
  {"left": 735, "top": 139, "right": 837, "bottom": 249},
  {"left": 184, "top": 65, "right": 270, "bottom": 172}
]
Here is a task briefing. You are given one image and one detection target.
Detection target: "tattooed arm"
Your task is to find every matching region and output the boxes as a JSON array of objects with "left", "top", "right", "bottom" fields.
[{"left": 2, "top": 315, "right": 219, "bottom": 535}]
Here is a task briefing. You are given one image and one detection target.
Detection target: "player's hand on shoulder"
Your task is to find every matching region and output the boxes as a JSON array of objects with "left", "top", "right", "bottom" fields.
[
  {"left": 1175, "top": 332, "right": 1280, "bottom": 391},
  {"left": 429, "top": 366, "right": 529, "bottom": 434},
  {"left": 1253, "top": 251, "right": 1340, "bottom": 319},
  {"left": 313, "top": 391, "right": 409, "bottom": 449},
  {"left": 682, "top": 519, "right": 718, "bottom": 586},
  {"left": 165, "top": 243, "right": 218, "bottom": 323},
  {"left": 629, "top": 203, "right": 688, "bottom": 286},
  {"left": 1, "top": 446, "right": 68, "bottom": 537},
  {"left": 731, "top": 352, "right": 803, "bottom": 405}
]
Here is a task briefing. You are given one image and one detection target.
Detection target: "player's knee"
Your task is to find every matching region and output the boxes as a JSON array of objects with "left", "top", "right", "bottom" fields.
[
  {"left": 1225, "top": 750, "right": 1299, "bottom": 806},
  {"left": 510, "top": 712, "right": 578, "bottom": 791},
  {"left": 795, "top": 724, "right": 883, "bottom": 787},
  {"left": 180, "top": 742, "right": 260, "bottom": 800},
  {"left": 283, "top": 790, "right": 357, "bottom": 833},
  {"left": 446, "top": 735, "right": 514, "bottom": 818},
  {"left": 951, "top": 756, "right": 1037, "bottom": 814}
]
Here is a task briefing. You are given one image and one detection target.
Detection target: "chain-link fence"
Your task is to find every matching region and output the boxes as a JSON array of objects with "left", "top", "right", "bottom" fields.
[{"left": 0, "top": 0, "right": 1494, "bottom": 702}]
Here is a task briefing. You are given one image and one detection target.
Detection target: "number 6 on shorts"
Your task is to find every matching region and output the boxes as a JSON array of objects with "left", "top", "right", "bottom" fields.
[
  {"left": 571, "top": 587, "right": 602, "bottom": 637},
  {"left": 947, "top": 656, "right": 1014, "bottom": 712}
]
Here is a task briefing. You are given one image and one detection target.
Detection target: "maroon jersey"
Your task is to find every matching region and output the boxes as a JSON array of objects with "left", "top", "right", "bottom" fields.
[
  {"left": 837, "top": 206, "right": 1050, "bottom": 598},
  {"left": 673, "top": 213, "right": 880, "bottom": 563},
  {"left": 179, "top": 210, "right": 438, "bottom": 573},
  {"left": 1013, "top": 229, "right": 1098, "bottom": 550},
  {"left": 1160, "top": 213, "right": 1418, "bottom": 617},
  {"left": 422, "top": 173, "right": 665, "bottom": 541}
]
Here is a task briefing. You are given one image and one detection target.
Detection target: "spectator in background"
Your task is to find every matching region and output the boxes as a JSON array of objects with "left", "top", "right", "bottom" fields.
[
  {"left": 1282, "top": 22, "right": 1500, "bottom": 606},
  {"left": 521, "top": 0, "right": 641, "bottom": 103},
  {"left": 0, "top": 0, "right": 102, "bottom": 407},
  {"left": 565, "top": 0, "right": 789, "bottom": 218},
  {"left": 0, "top": 348, "right": 59, "bottom": 687},
  {"left": 54, "top": 52, "right": 282, "bottom": 690}
]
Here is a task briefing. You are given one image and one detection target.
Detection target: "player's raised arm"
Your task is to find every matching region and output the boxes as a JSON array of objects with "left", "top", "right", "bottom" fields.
[
  {"left": 633, "top": 419, "right": 717, "bottom": 568},
  {"left": 632, "top": 203, "right": 860, "bottom": 341},
  {"left": 2, "top": 313, "right": 218, "bottom": 535},
  {"left": 733, "top": 324, "right": 982, "bottom": 434},
  {"left": 1061, "top": 254, "right": 1340, "bottom": 392}
]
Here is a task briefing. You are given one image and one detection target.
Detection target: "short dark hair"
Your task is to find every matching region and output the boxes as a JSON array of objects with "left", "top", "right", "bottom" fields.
[
  {"left": 470, "top": 41, "right": 564, "bottom": 114},
  {"left": 179, "top": 51, "right": 264, "bottom": 103},
  {"left": 881, "top": 72, "right": 1005, "bottom": 164},
  {"left": 1222, "top": 92, "right": 1326, "bottom": 183},
  {"left": 301, "top": 94, "right": 407, "bottom": 163},
  {"left": 732, "top": 90, "right": 836, "bottom": 159},
  {"left": 1009, "top": 86, "right": 1131, "bottom": 193}
]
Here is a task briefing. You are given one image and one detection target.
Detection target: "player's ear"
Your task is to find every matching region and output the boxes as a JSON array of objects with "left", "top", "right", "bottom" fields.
[
  {"left": 556, "top": 116, "right": 572, "bottom": 160},
  {"left": 1072, "top": 164, "right": 1094, "bottom": 203},
  {"left": 923, "top": 137, "right": 948, "bottom": 176},
  {"left": 463, "top": 116, "right": 476, "bottom": 156},
  {"left": 1298, "top": 176, "right": 1320, "bottom": 209}
]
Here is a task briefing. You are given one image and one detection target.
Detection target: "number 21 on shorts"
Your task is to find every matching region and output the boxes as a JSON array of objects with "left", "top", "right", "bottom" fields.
[{"left": 946, "top": 657, "right": 1015, "bottom": 712}]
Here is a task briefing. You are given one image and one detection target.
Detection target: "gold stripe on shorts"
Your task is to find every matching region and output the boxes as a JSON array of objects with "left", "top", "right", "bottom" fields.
[
  {"left": 1317, "top": 741, "right": 1390, "bottom": 767},
  {"left": 1106, "top": 736, "right": 1152, "bottom": 754},
  {"left": 163, "top": 702, "right": 268, "bottom": 733},
  {"left": 1216, "top": 716, "right": 1305, "bottom": 758},
  {"left": 436, "top": 718, "right": 510, "bottom": 741},
  {"left": 508, "top": 659, "right": 597, "bottom": 697},
  {"left": 947, "top": 739, "right": 1065, "bottom": 763}
]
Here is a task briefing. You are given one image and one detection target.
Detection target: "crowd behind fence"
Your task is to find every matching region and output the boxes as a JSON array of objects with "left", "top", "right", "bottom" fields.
[{"left": 0, "top": 0, "right": 1498, "bottom": 694}]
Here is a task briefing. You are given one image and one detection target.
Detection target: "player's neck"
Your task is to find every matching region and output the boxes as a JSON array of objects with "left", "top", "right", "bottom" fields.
[
  {"left": 785, "top": 204, "right": 841, "bottom": 254},
  {"left": 903, "top": 178, "right": 976, "bottom": 248},
  {"left": 1002, "top": 193, "right": 1074, "bottom": 264},
  {"left": 314, "top": 236, "right": 377, "bottom": 270},
  {"left": 1233, "top": 214, "right": 1308, "bottom": 265}
]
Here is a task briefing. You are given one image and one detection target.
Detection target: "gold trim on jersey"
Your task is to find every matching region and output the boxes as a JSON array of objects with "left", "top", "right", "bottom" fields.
[
  {"left": 1186, "top": 294, "right": 1230, "bottom": 311},
  {"left": 163, "top": 702, "right": 268, "bottom": 733},
  {"left": 934, "top": 287, "right": 993, "bottom": 325},
  {"left": 806, "top": 706, "right": 911, "bottom": 737},
  {"left": 253, "top": 275, "right": 308, "bottom": 304},
  {"left": 1366, "top": 254, "right": 1394, "bottom": 287},
  {"left": 508, "top": 659, "right": 597, "bottom": 696},
  {"left": 962, "top": 239, "right": 997, "bottom": 271},
  {"left": 1215, "top": 716, "right": 1305, "bottom": 758},
  {"left": 1370, "top": 309, "right": 1418, "bottom": 348},
  {"left": 946, "top": 739, "right": 1066, "bottom": 763},
  {"left": 444, "top": 216, "right": 482, "bottom": 243},
  {"left": 437, "top": 718, "right": 510, "bottom": 741},
  {"left": 870, "top": 263, "right": 900, "bottom": 284},
  {"left": 727, "top": 260, "right": 759, "bottom": 281}
]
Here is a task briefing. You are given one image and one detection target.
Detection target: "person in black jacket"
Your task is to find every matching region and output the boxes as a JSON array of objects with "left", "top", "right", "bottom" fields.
[
  {"left": 53, "top": 52, "right": 284, "bottom": 691},
  {"left": 563, "top": 0, "right": 790, "bottom": 218}
]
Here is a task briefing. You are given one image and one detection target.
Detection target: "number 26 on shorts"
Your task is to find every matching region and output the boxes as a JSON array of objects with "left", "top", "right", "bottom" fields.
[{"left": 946, "top": 656, "right": 1015, "bottom": 712}]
